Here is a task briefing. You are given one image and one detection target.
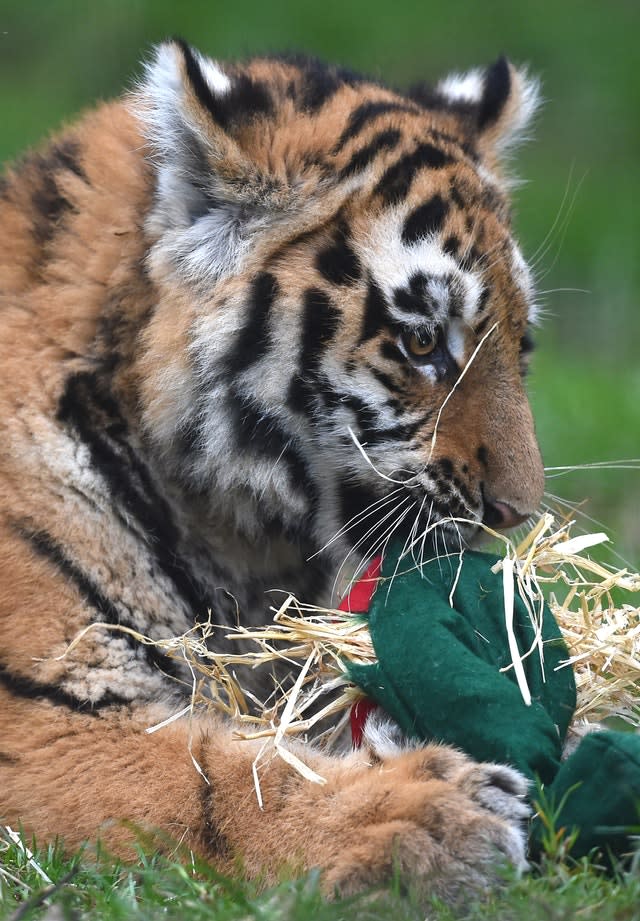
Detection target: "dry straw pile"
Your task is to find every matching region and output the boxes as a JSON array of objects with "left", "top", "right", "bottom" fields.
[{"left": 62, "top": 514, "right": 640, "bottom": 783}]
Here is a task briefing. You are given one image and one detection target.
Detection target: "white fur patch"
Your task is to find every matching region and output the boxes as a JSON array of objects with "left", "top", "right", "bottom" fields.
[
  {"left": 142, "top": 42, "right": 230, "bottom": 121},
  {"left": 511, "top": 243, "right": 538, "bottom": 322},
  {"left": 195, "top": 50, "right": 232, "bottom": 96},
  {"left": 446, "top": 318, "right": 466, "bottom": 364},
  {"left": 439, "top": 62, "right": 541, "bottom": 158},
  {"left": 135, "top": 43, "right": 248, "bottom": 285},
  {"left": 437, "top": 68, "right": 484, "bottom": 104},
  {"left": 498, "top": 67, "right": 541, "bottom": 154},
  {"left": 361, "top": 711, "right": 418, "bottom": 758},
  {"left": 361, "top": 212, "right": 484, "bottom": 331}
]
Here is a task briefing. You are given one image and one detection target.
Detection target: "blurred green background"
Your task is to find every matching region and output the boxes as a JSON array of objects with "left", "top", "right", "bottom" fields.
[{"left": 1, "top": 0, "right": 639, "bottom": 561}]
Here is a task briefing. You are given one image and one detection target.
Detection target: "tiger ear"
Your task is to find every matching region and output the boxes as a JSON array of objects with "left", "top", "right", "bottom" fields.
[
  {"left": 134, "top": 40, "right": 275, "bottom": 283},
  {"left": 437, "top": 57, "right": 541, "bottom": 167}
]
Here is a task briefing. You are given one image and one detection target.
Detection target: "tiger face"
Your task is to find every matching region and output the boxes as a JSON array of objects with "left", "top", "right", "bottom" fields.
[{"left": 137, "top": 42, "right": 544, "bottom": 577}]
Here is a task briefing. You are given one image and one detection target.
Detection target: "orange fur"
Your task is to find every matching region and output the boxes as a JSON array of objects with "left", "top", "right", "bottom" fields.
[{"left": 0, "top": 45, "right": 541, "bottom": 903}]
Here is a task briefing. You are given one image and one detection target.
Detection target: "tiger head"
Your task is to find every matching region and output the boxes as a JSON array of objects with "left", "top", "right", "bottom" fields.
[{"left": 135, "top": 41, "right": 544, "bottom": 571}]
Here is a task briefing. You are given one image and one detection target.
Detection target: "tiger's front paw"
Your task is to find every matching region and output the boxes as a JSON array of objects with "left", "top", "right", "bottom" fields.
[{"left": 316, "top": 740, "right": 530, "bottom": 903}]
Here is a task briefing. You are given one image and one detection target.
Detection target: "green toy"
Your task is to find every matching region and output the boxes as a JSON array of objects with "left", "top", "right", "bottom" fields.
[{"left": 343, "top": 542, "right": 640, "bottom": 863}]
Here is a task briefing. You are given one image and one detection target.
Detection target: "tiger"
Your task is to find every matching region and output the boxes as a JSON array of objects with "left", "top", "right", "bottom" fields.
[{"left": 0, "top": 40, "right": 545, "bottom": 903}]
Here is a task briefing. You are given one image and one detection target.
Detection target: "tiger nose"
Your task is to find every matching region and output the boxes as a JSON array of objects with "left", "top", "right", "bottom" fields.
[{"left": 482, "top": 500, "right": 529, "bottom": 531}]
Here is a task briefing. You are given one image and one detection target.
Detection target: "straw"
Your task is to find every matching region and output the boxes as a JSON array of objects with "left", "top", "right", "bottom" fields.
[{"left": 58, "top": 515, "right": 640, "bottom": 782}]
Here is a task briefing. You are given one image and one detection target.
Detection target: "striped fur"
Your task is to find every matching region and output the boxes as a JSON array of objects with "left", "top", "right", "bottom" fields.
[{"left": 0, "top": 42, "right": 542, "bottom": 901}]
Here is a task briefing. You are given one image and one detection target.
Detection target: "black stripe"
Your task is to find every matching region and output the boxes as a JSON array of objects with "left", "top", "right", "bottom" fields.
[
  {"left": 231, "top": 389, "right": 290, "bottom": 457},
  {"left": 299, "top": 66, "right": 341, "bottom": 112},
  {"left": 199, "top": 759, "right": 233, "bottom": 859},
  {"left": 299, "top": 288, "right": 341, "bottom": 375},
  {"left": 337, "top": 478, "right": 382, "bottom": 547},
  {"left": 328, "top": 389, "right": 426, "bottom": 447},
  {"left": 0, "top": 662, "right": 131, "bottom": 713},
  {"left": 338, "top": 129, "right": 401, "bottom": 180},
  {"left": 401, "top": 195, "right": 449, "bottom": 246},
  {"left": 333, "top": 101, "right": 418, "bottom": 153},
  {"left": 47, "top": 139, "right": 86, "bottom": 180},
  {"left": 177, "top": 39, "right": 273, "bottom": 129},
  {"left": 218, "top": 74, "right": 273, "bottom": 128},
  {"left": 475, "top": 314, "right": 491, "bottom": 337},
  {"left": 449, "top": 182, "right": 465, "bottom": 210},
  {"left": 325, "top": 390, "right": 379, "bottom": 436},
  {"left": 56, "top": 373, "right": 210, "bottom": 617},
  {"left": 229, "top": 389, "right": 317, "bottom": 510},
  {"left": 287, "top": 374, "right": 312, "bottom": 415},
  {"left": 225, "top": 273, "right": 279, "bottom": 374},
  {"left": 392, "top": 272, "right": 433, "bottom": 317},
  {"left": 26, "top": 140, "right": 86, "bottom": 247},
  {"left": 380, "top": 340, "right": 406, "bottom": 365},
  {"left": 478, "top": 285, "right": 491, "bottom": 313},
  {"left": 478, "top": 56, "right": 511, "bottom": 131},
  {"left": 434, "top": 457, "right": 453, "bottom": 479},
  {"left": 364, "top": 419, "right": 425, "bottom": 446},
  {"left": 276, "top": 53, "right": 363, "bottom": 112},
  {"left": 452, "top": 475, "right": 478, "bottom": 509},
  {"left": 367, "top": 365, "right": 404, "bottom": 396},
  {"left": 443, "top": 235, "right": 460, "bottom": 257},
  {"left": 359, "top": 279, "right": 390, "bottom": 344},
  {"left": 19, "top": 524, "right": 184, "bottom": 683},
  {"left": 520, "top": 330, "right": 535, "bottom": 355},
  {"left": 316, "top": 224, "right": 361, "bottom": 286},
  {"left": 375, "top": 143, "right": 454, "bottom": 206},
  {"left": 177, "top": 39, "right": 220, "bottom": 120}
]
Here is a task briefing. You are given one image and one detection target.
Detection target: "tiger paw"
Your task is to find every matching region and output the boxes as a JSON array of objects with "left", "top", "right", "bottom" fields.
[
  {"left": 317, "top": 740, "right": 530, "bottom": 902},
  {"left": 208, "top": 735, "right": 530, "bottom": 904}
]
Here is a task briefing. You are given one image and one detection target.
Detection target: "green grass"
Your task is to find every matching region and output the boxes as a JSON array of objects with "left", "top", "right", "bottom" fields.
[{"left": 2, "top": 827, "right": 640, "bottom": 921}]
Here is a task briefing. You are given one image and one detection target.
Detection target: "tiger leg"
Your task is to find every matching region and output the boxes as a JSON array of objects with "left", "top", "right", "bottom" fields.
[{"left": 0, "top": 692, "right": 528, "bottom": 902}]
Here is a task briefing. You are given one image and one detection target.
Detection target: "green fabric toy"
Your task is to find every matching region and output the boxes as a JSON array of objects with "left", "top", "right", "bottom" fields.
[{"left": 344, "top": 542, "right": 640, "bottom": 863}]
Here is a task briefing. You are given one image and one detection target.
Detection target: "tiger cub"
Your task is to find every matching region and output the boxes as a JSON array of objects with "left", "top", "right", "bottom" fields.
[{"left": 0, "top": 41, "right": 543, "bottom": 901}]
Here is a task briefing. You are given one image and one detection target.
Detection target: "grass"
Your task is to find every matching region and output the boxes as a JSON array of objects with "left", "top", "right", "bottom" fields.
[{"left": 2, "top": 825, "right": 640, "bottom": 921}]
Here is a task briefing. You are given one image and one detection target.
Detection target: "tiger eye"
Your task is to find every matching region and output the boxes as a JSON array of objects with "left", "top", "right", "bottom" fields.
[{"left": 406, "top": 330, "right": 436, "bottom": 358}]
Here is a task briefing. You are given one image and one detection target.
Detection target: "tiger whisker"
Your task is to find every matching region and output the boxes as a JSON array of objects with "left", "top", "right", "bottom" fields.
[
  {"left": 419, "top": 500, "right": 435, "bottom": 572},
  {"left": 409, "top": 491, "right": 429, "bottom": 571},
  {"left": 347, "top": 427, "right": 419, "bottom": 484},
  {"left": 531, "top": 170, "right": 587, "bottom": 281},
  {"left": 544, "top": 460, "right": 640, "bottom": 479},
  {"left": 369, "top": 502, "right": 418, "bottom": 598},
  {"left": 307, "top": 487, "right": 405, "bottom": 561},
  {"left": 536, "top": 287, "right": 590, "bottom": 296},
  {"left": 527, "top": 162, "right": 577, "bottom": 268},
  {"left": 385, "top": 501, "right": 427, "bottom": 596},
  {"left": 541, "top": 497, "right": 636, "bottom": 571},
  {"left": 257, "top": 442, "right": 291, "bottom": 503},
  {"left": 330, "top": 494, "right": 415, "bottom": 601}
]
